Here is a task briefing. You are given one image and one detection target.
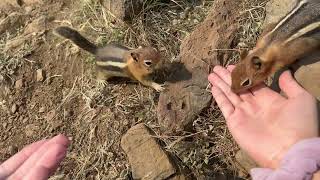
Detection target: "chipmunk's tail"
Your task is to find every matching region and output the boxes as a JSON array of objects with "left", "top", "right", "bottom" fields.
[{"left": 54, "top": 26, "right": 98, "bottom": 54}]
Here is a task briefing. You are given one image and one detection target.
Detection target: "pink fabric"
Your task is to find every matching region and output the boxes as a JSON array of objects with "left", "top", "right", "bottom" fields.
[{"left": 250, "top": 138, "right": 320, "bottom": 180}]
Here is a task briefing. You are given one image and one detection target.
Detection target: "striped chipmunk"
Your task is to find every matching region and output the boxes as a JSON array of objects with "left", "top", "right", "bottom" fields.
[
  {"left": 231, "top": 0, "right": 320, "bottom": 93},
  {"left": 54, "top": 26, "right": 165, "bottom": 92}
]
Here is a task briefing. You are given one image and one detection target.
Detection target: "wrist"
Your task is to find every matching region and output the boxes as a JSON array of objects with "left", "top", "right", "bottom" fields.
[{"left": 251, "top": 138, "right": 320, "bottom": 180}]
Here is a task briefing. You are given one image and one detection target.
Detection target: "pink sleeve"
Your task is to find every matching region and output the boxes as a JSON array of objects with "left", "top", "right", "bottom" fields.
[{"left": 250, "top": 138, "right": 320, "bottom": 180}]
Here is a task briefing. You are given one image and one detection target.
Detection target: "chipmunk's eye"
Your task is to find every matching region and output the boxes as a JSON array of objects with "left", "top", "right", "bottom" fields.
[
  {"left": 252, "top": 57, "right": 262, "bottom": 70},
  {"left": 144, "top": 60, "right": 152, "bottom": 67},
  {"left": 241, "top": 78, "right": 252, "bottom": 87}
]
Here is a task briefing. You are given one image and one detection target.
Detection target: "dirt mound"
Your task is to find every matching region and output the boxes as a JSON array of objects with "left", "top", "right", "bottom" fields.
[{"left": 157, "top": 0, "right": 241, "bottom": 134}]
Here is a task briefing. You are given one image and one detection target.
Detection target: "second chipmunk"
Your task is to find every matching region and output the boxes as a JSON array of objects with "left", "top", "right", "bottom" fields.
[
  {"left": 231, "top": 0, "right": 320, "bottom": 93},
  {"left": 54, "top": 26, "right": 165, "bottom": 92}
]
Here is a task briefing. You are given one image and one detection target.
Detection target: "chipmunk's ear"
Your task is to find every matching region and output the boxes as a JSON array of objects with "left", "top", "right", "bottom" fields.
[
  {"left": 131, "top": 52, "right": 140, "bottom": 62},
  {"left": 240, "top": 49, "right": 249, "bottom": 60},
  {"left": 252, "top": 56, "right": 262, "bottom": 70}
]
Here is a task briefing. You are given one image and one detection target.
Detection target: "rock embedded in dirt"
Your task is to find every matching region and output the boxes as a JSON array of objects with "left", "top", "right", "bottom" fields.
[
  {"left": 24, "top": 16, "right": 47, "bottom": 35},
  {"left": 0, "top": 0, "right": 22, "bottom": 10},
  {"left": 263, "top": 0, "right": 298, "bottom": 28},
  {"left": 121, "top": 123, "right": 177, "bottom": 179},
  {"left": 39, "top": 106, "right": 45, "bottom": 113},
  {"left": 293, "top": 55, "right": 320, "bottom": 101},
  {"left": 11, "top": 104, "right": 18, "bottom": 113},
  {"left": 157, "top": 0, "right": 241, "bottom": 133},
  {"left": 235, "top": 150, "right": 258, "bottom": 176},
  {"left": 0, "top": 12, "right": 26, "bottom": 35},
  {"left": 25, "top": 124, "right": 39, "bottom": 137},
  {"left": 36, "top": 69, "right": 45, "bottom": 82},
  {"left": 100, "top": 0, "right": 144, "bottom": 22},
  {"left": 7, "top": 145, "right": 18, "bottom": 155},
  {"left": 15, "top": 79, "right": 24, "bottom": 89},
  {"left": 3, "top": 122, "right": 8, "bottom": 129},
  {"left": 22, "top": 0, "right": 43, "bottom": 5}
]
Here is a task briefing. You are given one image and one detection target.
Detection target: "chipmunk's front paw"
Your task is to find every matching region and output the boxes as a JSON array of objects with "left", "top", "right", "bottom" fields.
[
  {"left": 97, "top": 80, "right": 107, "bottom": 88},
  {"left": 153, "top": 83, "right": 166, "bottom": 92}
]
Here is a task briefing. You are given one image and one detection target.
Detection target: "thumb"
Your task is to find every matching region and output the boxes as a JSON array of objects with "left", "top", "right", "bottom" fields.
[{"left": 279, "top": 70, "right": 306, "bottom": 98}]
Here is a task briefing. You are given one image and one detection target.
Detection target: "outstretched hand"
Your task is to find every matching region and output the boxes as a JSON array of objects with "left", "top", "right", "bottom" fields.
[
  {"left": 208, "top": 65, "right": 318, "bottom": 169},
  {"left": 0, "top": 134, "right": 69, "bottom": 180}
]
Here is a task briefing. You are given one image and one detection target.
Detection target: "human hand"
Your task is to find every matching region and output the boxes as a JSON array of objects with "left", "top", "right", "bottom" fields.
[
  {"left": 0, "top": 134, "right": 69, "bottom": 180},
  {"left": 208, "top": 65, "right": 318, "bottom": 169}
]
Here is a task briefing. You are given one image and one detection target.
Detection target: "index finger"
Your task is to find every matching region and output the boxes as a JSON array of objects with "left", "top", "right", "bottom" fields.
[{"left": 0, "top": 140, "right": 47, "bottom": 178}]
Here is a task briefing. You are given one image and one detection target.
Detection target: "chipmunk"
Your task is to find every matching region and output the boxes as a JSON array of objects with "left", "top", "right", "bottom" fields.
[
  {"left": 231, "top": 0, "right": 320, "bottom": 93},
  {"left": 54, "top": 26, "right": 165, "bottom": 92}
]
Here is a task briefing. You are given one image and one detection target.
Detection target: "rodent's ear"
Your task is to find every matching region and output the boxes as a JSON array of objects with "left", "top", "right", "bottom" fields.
[
  {"left": 252, "top": 56, "right": 262, "bottom": 70},
  {"left": 131, "top": 52, "right": 140, "bottom": 62},
  {"left": 240, "top": 49, "right": 249, "bottom": 60}
]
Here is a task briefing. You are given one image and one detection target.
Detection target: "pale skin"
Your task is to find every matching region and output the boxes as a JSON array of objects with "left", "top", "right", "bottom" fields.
[
  {"left": 208, "top": 65, "right": 319, "bottom": 171},
  {"left": 0, "top": 134, "right": 69, "bottom": 180}
]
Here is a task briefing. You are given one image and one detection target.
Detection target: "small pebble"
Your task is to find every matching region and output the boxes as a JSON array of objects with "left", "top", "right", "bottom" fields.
[
  {"left": 11, "top": 104, "right": 17, "bottom": 113},
  {"left": 3, "top": 122, "right": 8, "bottom": 128},
  {"left": 36, "top": 69, "right": 45, "bottom": 82},
  {"left": 39, "top": 107, "right": 45, "bottom": 113},
  {"left": 15, "top": 79, "right": 23, "bottom": 89}
]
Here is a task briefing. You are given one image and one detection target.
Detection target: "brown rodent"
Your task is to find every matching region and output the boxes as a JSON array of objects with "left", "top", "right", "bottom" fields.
[
  {"left": 231, "top": 0, "right": 320, "bottom": 93},
  {"left": 54, "top": 26, "right": 165, "bottom": 92}
]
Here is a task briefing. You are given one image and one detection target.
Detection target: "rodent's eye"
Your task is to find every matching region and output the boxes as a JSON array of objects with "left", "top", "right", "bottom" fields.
[
  {"left": 252, "top": 56, "right": 262, "bottom": 70},
  {"left": 144, "top": 60, "right": 152, "bottom": 67},
  {"left": 241, "top": 78, "right": 252, "bottom": 87}
]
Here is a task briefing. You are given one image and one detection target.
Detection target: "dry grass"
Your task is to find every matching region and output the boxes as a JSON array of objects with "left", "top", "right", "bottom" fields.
[
  {"left": 48, "top": 1, "right": 221, "bottom": 179},
  {"left": 227, "top": 0, "right": 268, "bottom": 66},
  {"left": 0, "top": 0, "right": 268, "bottom": 179},
  {"left": 51, "top": 0, "right": 268, "bottom": 179},
  {"left": 0, "top": 29, "right": 32, "bottom": 85}
]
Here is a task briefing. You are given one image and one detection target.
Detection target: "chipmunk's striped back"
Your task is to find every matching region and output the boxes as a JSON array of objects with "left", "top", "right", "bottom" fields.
[
  {"left": 54, "top": 26, "right": 164, "bottom": 91},
  {"left": 231, "top": 0, "right": 320, "bottom": 93},
  {"left": 264, "top": 0, "right": 320, "bottom": 45}
]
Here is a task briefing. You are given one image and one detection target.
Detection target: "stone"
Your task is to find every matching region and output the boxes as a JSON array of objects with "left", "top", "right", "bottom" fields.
[
  {"left": 0, "top": 12, "right": 25, "bottom": 35},
  {"left": 25, "top": 124, "right": 39, "bottom": 137},
  {"left": 0, "top": 0, "right": 22, "bottom": 9},
  {"left": 235, "top": 150, "right": 258, "bottom": 175},
  {"left": 15, "top": 79, "right": 23, "bottom": 89},
  {"left": 24, "top": 6, "right": 33, "bottom": 13},
  {"left": 11, "top": 104, "right": 17, "bottom": 113},
  {"left": 5, "top": 33, "right": 32, "bottom": 51},
  {"left": 293, "top": 54, "right": 320, "bottom": 101},
  {"left": 39, "top": 106, "right": 45, "bottom": 113},
  {"left": 100, "top": 0, "right": 144, "bottom": 22},
  {"left": 3, "top": 122, "right": 8, "bottom": 129},
  {"left": 157, "top": 0, "right": 240, "bottom": 133},
  {"left": 45, "top": 110, "right": 56, "bottom": 121},
  {"left": 24, "top": 16, "right": 47, "bottom": 35},
  {"left": 263, "top": 0, "right": 298, "bottom": 28},
  {"left": 169, "top": 174, "right": 187, "bottom": 180},
  {"left": 22, "top": 117, "right": 28, "bottom": 123},
  {"left": 121, "top": 123, "right": 177, "bottom": 179},
  {"left": 7, "top": 145, "right": 18, "bottom": 155},
  {"left": 36, "top": 69, "right": 45, "bottom": 82},
  {"left": 22, "top": 0, "right": 43, "bottom": 5}
]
